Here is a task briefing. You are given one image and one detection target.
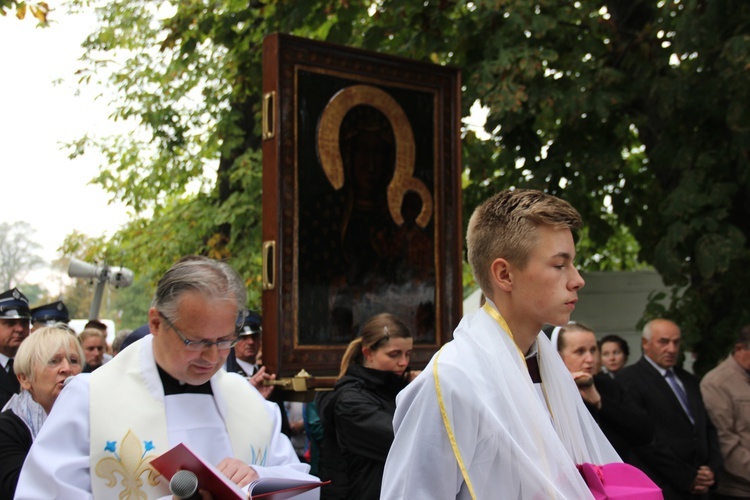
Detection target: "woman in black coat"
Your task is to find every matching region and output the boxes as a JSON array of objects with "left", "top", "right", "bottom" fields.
[
  {"left": 555, "top": 322, "right": 654, "bottom": 462},
  {"left": 316, "top": 313, "right": 415, "bottom": 500},
  {"left": 0, "top": 326, "right": 83, "bottom": 500}
]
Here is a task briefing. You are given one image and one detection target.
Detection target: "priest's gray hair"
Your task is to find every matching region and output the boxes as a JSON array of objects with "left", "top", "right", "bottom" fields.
[{"left": 152, "top": 256, "right": 247, "bottom": 327}]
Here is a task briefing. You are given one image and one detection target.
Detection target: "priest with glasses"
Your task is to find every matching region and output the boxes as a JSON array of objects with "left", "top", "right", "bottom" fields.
[{"left": 15, "top": 256, "right": 319, "bottom": 499}]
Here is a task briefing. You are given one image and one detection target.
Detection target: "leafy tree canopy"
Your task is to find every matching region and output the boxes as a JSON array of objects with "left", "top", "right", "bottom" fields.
[
  {"left": 56, "top": 231, "right": 152, "bottom": 330},
  {"left": 67, "top": 0, "right": 750, "bottom": 375}
]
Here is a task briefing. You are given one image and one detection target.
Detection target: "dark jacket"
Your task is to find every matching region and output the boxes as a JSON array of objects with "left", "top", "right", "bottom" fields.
[
  {"left": 0, "top": 409, "right": 32, "bottom": 500},
  {"left": 586, "top": 372, "right": 655, "bottom": 462},
  {"left": 617, "top": 357, "right": 722, "bottom": 500},
  {"left": 317, "top": 364, "right": 408, "bottom": 500},
  {"left": 0, "top": 366, "right": 19, "bottom": 410}
]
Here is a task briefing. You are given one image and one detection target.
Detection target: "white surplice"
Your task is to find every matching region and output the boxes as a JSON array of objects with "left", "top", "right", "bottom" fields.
[
  {"left": 380, "top": 302, "right": 620, "bottom": 499},
  {"left": 15, "top": 335, "right": 318, "bottom": 499}
]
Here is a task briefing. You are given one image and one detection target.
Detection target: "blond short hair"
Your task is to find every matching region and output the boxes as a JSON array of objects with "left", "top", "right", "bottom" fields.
[
  {"left": 78, "top": 328, "right": 106, "bottom": 344},
  {"left": 14, "top": 325, "right": 84, "bottom": 382},
  {"left": 467, "top": 189, "right": 582, "bottom": 295}
]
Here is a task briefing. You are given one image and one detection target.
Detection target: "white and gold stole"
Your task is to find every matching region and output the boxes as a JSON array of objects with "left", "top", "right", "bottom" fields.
[{"left": 89, "top": 335, "right": 273, "bottom": 499}]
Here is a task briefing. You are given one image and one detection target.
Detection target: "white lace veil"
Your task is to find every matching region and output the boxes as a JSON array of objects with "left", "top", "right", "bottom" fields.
[{"left": 433, "top": 302, "right": 620, "bottom": 499}]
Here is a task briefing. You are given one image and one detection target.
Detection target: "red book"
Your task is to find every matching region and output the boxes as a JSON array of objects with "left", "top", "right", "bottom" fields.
[
  {"left": 150, "top": 442, "right": 327, "bottom": 499},
  {"left": 249, "top": 476, "right": 330, "bottom": 499},
  {"left": 150, "top": 443, "right": 245, "bottom": 499}
]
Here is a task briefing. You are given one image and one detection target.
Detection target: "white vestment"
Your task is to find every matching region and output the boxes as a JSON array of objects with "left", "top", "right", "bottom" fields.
[
  {"left": 380, "top": 303, "right": 620, "bottom": 499},
  {"left": 15, "top": 335, "right": 319, "bottom": 499}
]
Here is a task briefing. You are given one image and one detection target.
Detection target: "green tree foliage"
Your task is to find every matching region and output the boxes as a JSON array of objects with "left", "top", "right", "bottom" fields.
[
  {"left": 68, "top": 0, "right": 750, "bottom": 374},
  {"left": 108, "top": 275, "right": 151, "bottom": 330},
  {"left": 57, "top": 232, "right": 149, "bottom": 329},
  {"left": 21, "top": 283, "right": 47, "bottom": 306}
]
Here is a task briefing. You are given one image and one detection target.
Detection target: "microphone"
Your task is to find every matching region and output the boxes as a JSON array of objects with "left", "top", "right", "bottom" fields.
[
  {"left": 63, "top": 376, "right": 76, "bottom": 387},
  {"left": 169, "top": 469, "right": 201, "bottom": 499}
]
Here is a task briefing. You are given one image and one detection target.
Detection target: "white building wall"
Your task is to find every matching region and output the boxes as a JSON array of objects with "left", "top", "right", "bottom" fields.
[
  {"left": 463, "top": 270, "right": 680, "bottom": 370},
  {"left": 571, "top": 271, "right": 672, "bottom": 369}
]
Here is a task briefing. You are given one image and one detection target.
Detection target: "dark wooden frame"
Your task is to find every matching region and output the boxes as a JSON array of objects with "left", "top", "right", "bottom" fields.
[{"left": 261, "top": 33, "right": 463, "bottom": 377}]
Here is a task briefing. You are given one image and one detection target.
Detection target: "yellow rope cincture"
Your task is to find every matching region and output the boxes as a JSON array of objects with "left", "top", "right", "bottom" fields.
[
  {"left": 482, "top": 303, "right": 556, "bottom": 420},
  {"left": 481, "top": 302, "right": 560, "bottom": 499},
  {"left": 434, "top": 347, "right": 477, "bottom": 500},
  {"left": 482, "top": 303, "right": 525, "bottom": 363}
]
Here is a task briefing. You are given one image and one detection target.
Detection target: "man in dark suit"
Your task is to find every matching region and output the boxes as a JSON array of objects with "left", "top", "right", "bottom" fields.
[
  {"left": 618, "top": 318, "right": 722, "bottom": 499},
  {"left": 0, "top": 288, "right": 30, "bottom": 408}
]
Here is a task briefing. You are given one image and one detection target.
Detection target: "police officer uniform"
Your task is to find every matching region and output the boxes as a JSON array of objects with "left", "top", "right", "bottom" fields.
[
  {"left": 0, "top": 288, "right": 30, "bottom": 408},
  {"left": 30, "top": 300, "right": 70, "bottom": 332}
]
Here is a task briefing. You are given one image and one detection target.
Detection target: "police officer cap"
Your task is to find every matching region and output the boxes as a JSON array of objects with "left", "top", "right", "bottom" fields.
[
  {"left": 0, "top": 287, "right": 30, "bottom": 320},
  {"left": 30, "top": 300, "right": 70, "bottom": 325},
  {"left": 239, "top": 311, "right": 262, "bottom": 336}
]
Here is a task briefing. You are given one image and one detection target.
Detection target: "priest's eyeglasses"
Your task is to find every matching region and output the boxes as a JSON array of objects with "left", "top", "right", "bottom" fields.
[{"left": 158, "top": 311, "right": 240, "bottom": 351}]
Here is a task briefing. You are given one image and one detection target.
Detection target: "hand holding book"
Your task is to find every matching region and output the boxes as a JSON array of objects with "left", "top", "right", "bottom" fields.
[{"left": 150, "top": 442, "right": 327, "bottom": 499}]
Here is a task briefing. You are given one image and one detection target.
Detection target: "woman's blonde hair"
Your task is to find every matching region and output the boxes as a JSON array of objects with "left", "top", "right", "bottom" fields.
[
  {"left": 337, "top": 313, "right": 411, "bottom": 379},
  {"left": 78, "top": 328, "right": 105, "bottom": 345},
  {"left": 14, "top": 324, "right": 84, "bottom": 382}
]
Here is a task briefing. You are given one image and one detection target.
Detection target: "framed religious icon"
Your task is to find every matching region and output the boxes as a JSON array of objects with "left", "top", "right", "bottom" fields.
[{"left": 261, "top": 33, "right": 463, "bottom": 378}]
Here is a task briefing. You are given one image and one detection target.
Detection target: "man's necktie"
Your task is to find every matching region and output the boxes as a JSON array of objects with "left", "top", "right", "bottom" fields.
[
  {"left": 7, "top": 358, "right": 20, "bottom": 392},
  {"left": 665, "top": 369, "right": 694, "bottom": 424}
]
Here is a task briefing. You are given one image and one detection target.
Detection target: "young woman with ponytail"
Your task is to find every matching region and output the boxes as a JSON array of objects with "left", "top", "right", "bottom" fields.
[{"left": 316, "top": 313, "right": 414, "bottom": 500}]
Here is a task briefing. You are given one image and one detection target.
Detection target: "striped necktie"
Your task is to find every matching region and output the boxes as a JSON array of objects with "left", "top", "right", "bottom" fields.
[{"left": 665, "top": 369, "right": 694, "bottom": 424}]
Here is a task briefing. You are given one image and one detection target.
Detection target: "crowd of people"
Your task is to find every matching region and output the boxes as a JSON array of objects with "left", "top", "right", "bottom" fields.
[
  {"left": 1, "top": 259, "right": 319, "bottom": 499},
  {"left": 0, "top": 189, "right": 748, "bottom": 499}
]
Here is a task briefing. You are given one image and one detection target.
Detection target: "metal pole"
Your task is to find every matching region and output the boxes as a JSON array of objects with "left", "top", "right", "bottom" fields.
[{"left": 88, "top": 266, "right": 109, "bottom": 320}]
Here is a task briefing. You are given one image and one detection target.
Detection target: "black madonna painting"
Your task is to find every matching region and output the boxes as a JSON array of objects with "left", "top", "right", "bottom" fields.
[{"left": 262, "top": 34, "right": 462, "bottom": 376}]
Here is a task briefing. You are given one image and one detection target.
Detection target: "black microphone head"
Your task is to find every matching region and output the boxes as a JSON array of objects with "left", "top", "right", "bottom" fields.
[{"left": 170, "top": 469, "right": 198, "bottom": 498}]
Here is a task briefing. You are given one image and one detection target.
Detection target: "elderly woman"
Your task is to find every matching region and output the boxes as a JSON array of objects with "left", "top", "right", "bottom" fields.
[{"left": 0, "top": 325, "right": 83, "bottom": 498}]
